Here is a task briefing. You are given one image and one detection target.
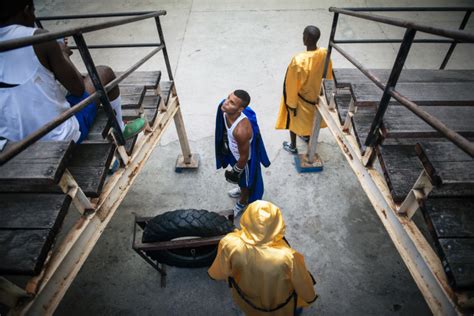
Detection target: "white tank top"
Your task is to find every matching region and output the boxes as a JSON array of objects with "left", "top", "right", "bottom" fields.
[
  {"left": 224, "top": 112, "right": 252, "bottom": 161},
  {"left": 0, "top": 24, "right": 80, "bottom": 142}
]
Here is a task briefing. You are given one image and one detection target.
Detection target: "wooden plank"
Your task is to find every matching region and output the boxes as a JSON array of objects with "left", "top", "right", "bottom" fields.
[
  {"left": 160, "top": 81, "right": 173, "bottom": 105},
  {"left": 0, "top": 229, "right": 53, "bottom": 275},
  {"left": 383, "top": 106, "right": 474, "bottom": 138},
  {"left": 68, "top": 143, "right": 115, "bottom": 197},
  {"left": 417, "top": 142, "right": 474, "bottom": 193},
  {"left": 423, "top": 198, "right": 474, "bottom": 238},
  {"left": 142, "top": 95, "right": 161, "bottom": 124},
  {"left": 352, "top": 82, "right": 474, "bottom": 107},
  {"left": 334, "top": 69, "right": 474, "bottom": 88},
  {"left": 85, "top": 109, "right": 109, "bottom": 142},
  {"left": 0, "top": 142, "right": 73, "bottom": 191},
  {"left": 350, "top": 105, "right": 474, "bottom": 152},
  {"left": 119, "top": 85, "right": 146, "bottom": 109},
  {"left": 438, "top": 238, "right": 474, "bottom": 289},
  {"left": 0, "top": 193, "right": 71, "bottom": 230},
  {"left": 335, "top": 94, "right": 352, "bottom": 125},
  {"left": 377, "top": 143, "right": 474, "bottom": 203},
  {"left": 116, "top": 71, "right": 161, "bottom": 90}
]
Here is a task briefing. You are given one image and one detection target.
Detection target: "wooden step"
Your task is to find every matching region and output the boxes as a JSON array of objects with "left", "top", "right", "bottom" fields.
[
  {"left": 0, "top": 193, "right": 71, "bottom": 275},
  {"left": 378, "top": 142, "right": 474, "bottom": 203},
  {"left": 67, "top": 142, "right": 116, "bottom": 197},
  {"left": 0, "top": 141, "right": 73, "bottom": 193},
  {"left": 333, "top": 69, "right": 474, "bottom": 88},
  {"left": 351, "top": 82, "right": 474, "bottom": 107},
  {"left": 119, "top": 85, "right": 146, "bottom": 109},
  {"left": 349, "top": 104, "right": 474, "bottom": 153},
  {"left": 143, "top": 93, "right": 162, "bottom": 125},
  {"left": 423, "top": 198, "right": 474, "bottom": 239},
  {"left": 416, "top": 142, "right": 474, "bottom": 195},
  {"left": 160, "top": 81, "right": 173, "bottom": 106},
  {"left": 116, "top": 71, "right": 162, "bottom": 90},
  {"left": 438, "top": 238, "right": 474, "bottom": 290}
]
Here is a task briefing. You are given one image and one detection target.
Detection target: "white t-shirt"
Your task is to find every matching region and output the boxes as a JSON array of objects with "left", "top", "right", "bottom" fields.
[{"left": 0, "top": 24, "right": 80, "bottom": 142}]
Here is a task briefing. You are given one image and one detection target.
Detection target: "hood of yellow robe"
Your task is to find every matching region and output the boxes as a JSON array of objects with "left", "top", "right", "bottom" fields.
[{"left": 239, "top": 200, "right": 285, "bottom": 246}]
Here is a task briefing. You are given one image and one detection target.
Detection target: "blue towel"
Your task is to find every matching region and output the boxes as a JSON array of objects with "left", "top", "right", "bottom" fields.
[{"left": 215, "top": 100, "right": 270, "bottom": 202}]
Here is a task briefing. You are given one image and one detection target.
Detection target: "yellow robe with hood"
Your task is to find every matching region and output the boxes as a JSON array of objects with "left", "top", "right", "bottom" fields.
[
  {"left": 208, "top": 201, "right": 317, "bottom": 316},
  {"left": 275, "top": 48, "right": 333, "bottom": 136}
]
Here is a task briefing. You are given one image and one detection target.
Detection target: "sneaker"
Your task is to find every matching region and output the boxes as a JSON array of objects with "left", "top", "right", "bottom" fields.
[
  {"left": 228, "top": 187, "right": 241, "bottom": 198},
  {"left": 123, "top": 118, "right": 145, "bottom": 140},
  {"left": 233, "top": 202, "right": 247, "bottom": 218},
  {"left": 283, "top": 141, "right": 298, "bottom": 154}
]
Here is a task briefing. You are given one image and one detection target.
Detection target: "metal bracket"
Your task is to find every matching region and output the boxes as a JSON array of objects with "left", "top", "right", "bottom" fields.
[
  {"left": 398, "top": 170, "right": 434, "bottom": 219},
  {"left": 328, "top": 92, "right": 337, "bottom": 110},
  {"left": 0, "top": 277, "right": 30, "bottom": 308},
  {"left": 58, "top": 169, "right": 95, "bottom": 215}
]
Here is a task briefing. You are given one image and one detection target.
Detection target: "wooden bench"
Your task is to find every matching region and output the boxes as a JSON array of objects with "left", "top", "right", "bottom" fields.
[
  {"left": 0, "top": 141, "right": 73, "bottom": 192},
  {"left": 351, "top": 82, "right": 474, "bottom": 107},
  {"left": 422, "top": 197, "right": 474, "bottom": 290},
  {"left": 377, "top": 141, "right": 474, "bottom": 203},
  {"left": 333, "top": 69, "right": 474, "bottom": 88},
  {"left": 0, "top": 194, "right": 72, "bottom": 275}
]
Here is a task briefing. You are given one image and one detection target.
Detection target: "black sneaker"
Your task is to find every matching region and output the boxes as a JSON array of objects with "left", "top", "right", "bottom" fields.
[{"left": 283, "top": 141, "right": 298, "bottom": 154}]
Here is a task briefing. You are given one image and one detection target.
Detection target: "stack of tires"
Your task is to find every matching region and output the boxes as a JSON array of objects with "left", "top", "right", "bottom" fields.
[{"left": 142, "top": 209, "right": 234, "bottom": 268}]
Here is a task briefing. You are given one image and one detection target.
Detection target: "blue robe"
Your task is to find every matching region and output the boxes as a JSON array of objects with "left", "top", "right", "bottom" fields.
[{"left": 215, "top": 101, "right": 270, "bottom": 203}]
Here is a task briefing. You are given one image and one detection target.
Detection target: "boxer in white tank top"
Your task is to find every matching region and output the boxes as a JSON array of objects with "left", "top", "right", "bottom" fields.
[{"left": 221, "top": 90, "right": 253, "bottom": 217}]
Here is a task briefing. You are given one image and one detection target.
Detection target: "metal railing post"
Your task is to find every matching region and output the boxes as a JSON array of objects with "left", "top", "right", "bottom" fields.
[
  {"left": 73, "top": 33, "right": 126, "bottom": 146},
  {"left": 154, "top": 16, "right": 174, "bottom": 81},
  {"left": 324, "top": 13, "right": 339, "bottom": 78},
  {"left": 440, "top": 10, "right": 472, "bottom": 69},
  {"left": 364, "top": 28, "right": 417, "bottom": 147}
]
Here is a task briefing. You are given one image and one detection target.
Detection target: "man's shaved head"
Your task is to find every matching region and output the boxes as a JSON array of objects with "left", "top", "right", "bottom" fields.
[
  {"left": 234, "top": 89, "right": 251, "bottom": 108},
  {"left": 303, "top": 25, "right": 321, "bottom": 46}
]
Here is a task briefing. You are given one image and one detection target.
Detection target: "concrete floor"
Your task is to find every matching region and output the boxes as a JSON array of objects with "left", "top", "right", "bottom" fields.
[{"left": 33, "top": 0, "right": 474, "bottom": 315}]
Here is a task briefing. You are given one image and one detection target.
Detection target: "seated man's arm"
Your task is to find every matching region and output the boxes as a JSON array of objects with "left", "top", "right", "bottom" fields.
[{"left": 33, "top": 29, "right": 85, "bottom": 97}]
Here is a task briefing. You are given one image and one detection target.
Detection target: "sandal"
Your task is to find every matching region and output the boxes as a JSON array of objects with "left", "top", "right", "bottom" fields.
[{"left": 283, "top": 141, "right": 298, "bottom": 154}]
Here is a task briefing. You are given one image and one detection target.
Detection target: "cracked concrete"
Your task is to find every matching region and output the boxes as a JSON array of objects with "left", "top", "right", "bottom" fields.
[{"left": 31, "top": 0, "right": 474, "bottom": 314}]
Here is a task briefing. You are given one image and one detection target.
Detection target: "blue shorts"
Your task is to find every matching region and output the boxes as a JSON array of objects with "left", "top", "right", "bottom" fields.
[
  {"left": 238, "top": 163, "right": 250, "bottom": 189},
  {"left": 67, "top": 92, "right": 97, "bottom": 144}
]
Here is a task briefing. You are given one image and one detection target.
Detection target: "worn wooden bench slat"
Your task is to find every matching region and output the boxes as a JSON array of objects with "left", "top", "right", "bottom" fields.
[
  {"left": 0, "top": 193, "right": 71, "bottom": 230},
  {"left": 116, "top": 71, "right": 161, "bottom": 90},
  {"left": 352, "top": 82, "right": 474, "bottom": 107},
  {"left": 119, "top": 85, "right": 146, "bottom": 109},
  {"left": 334, "top": 69, "right": 474, "bottom": 88},
  {"left": 350, "top": 104, "right": 474, "bottom": 153},
  {"left": 0, "top": 193, "right": 71, "bottom": 275},
  {"left": 377, "top": 142, "right": 474, "bottom": 203},
  {"left": 0, "top": 230, "right": 53, "bottom": 275},
  {"left": 68, "top": 143, "right": 115, "bottom": 197},
  {"left": 438, "top": 238, "right": 474, "bottom": 290},
  {"left": 0, "top": 141, "right": 73, "bottom": 192},
  {"left": 160, "top": 81, "right": 173, "bottom": 106},
  {"left": 423, "top": 198, "right": 474, "bottom": 239}
]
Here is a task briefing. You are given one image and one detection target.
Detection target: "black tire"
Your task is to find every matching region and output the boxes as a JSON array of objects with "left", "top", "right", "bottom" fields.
[{"left": 142, "top": 209, "right": 234, "bottom": 268}]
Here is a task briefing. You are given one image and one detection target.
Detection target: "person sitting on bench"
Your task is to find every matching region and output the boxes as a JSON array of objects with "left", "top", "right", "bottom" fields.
[
  {"left": 0, "top": 0, "right": 144, "bottom": 144},
  {"left": 209, "top": 200, "right": 318, "bottom": 315}
]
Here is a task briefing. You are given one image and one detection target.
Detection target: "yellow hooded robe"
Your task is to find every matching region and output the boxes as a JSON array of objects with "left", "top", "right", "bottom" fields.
[
  {"left": 208, "top": 200, "right": 317, "bottom": 316},
  {"left": 275, "top": 48, "right": 333, "bottom": 136}
]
